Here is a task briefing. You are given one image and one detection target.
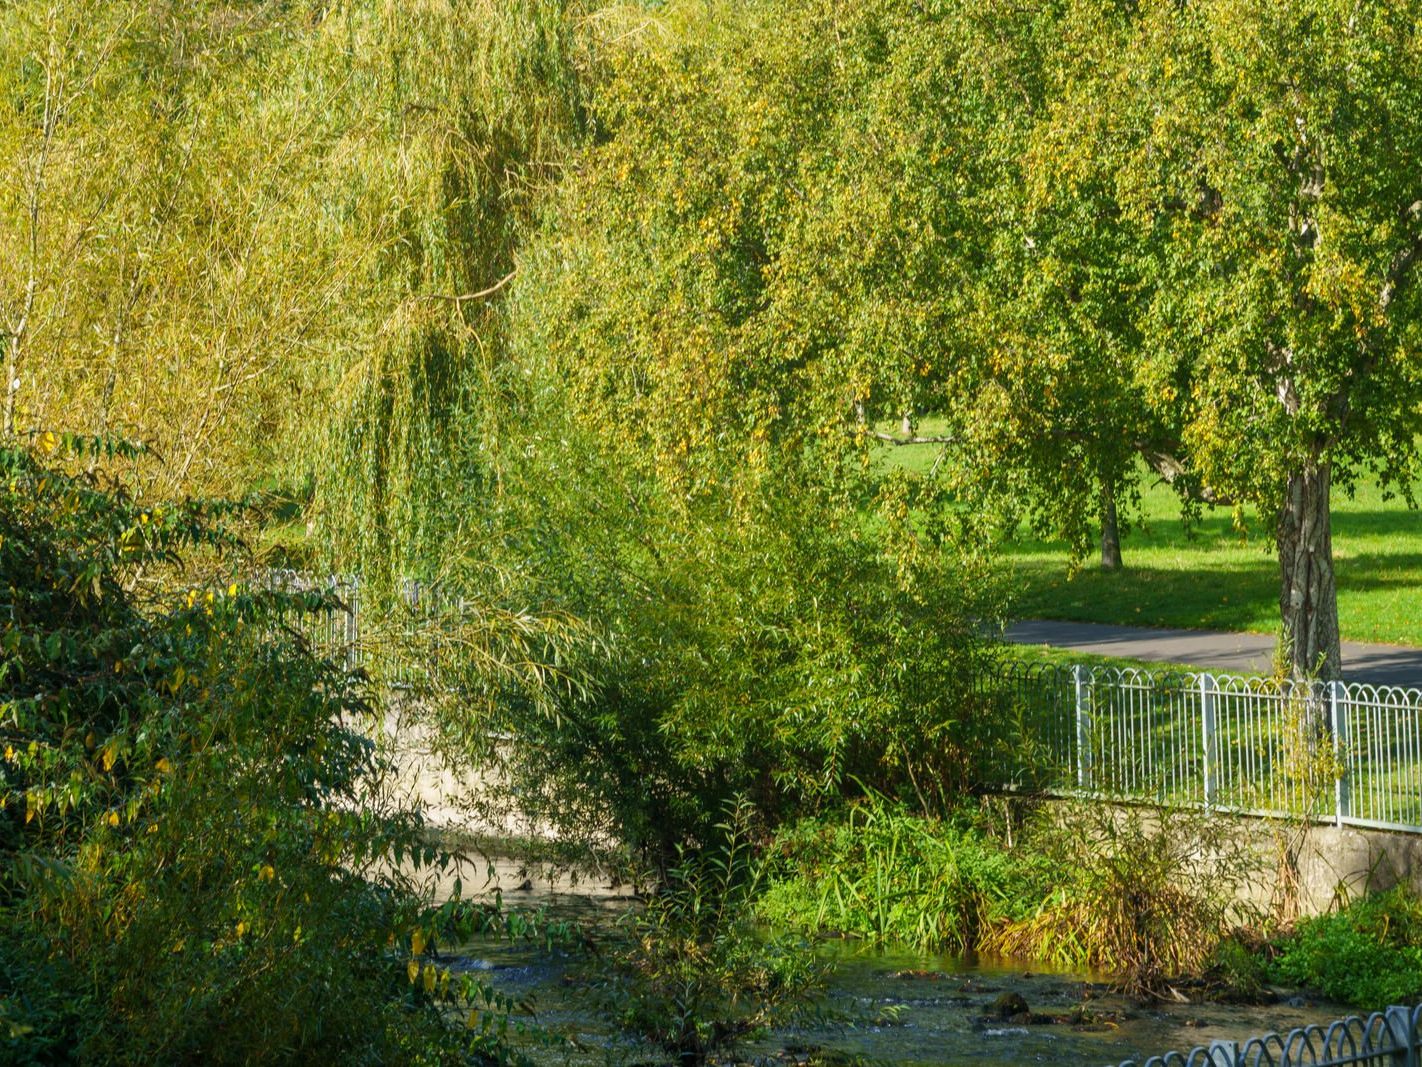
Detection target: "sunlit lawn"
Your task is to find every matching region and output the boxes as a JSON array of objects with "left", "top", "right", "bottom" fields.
[{"left": 878, "top": 427, "right": 1422, "bottom": 648}]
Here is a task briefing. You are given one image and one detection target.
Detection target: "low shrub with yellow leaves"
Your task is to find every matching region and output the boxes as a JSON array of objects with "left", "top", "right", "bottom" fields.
[{"left": 0, "top": 442, "right": 526, "bottom": 1065}]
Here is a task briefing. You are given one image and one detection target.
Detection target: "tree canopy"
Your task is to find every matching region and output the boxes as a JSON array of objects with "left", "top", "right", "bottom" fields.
[{"left": 1036, "top": 0, "right": 1422, "bottom": 676}]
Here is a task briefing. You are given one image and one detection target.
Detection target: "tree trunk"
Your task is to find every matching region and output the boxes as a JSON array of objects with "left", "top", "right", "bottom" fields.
[
  {"left": 1100, "top": 483, "right": 1123, "bottom": 571},
  {"left": 1277, "top": 463, "right": 1341, "bottom": 680}
]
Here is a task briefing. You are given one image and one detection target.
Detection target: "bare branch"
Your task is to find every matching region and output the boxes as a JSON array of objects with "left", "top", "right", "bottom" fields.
[
  {"left": 1379, "top": 199, "right": 1422, "bottom": 311},
  {"left": 425, "top": 269, "right": 518, "bottom": 305},
  {"left": 1137, "top": 445, "right": 1235, "bottom": 506}
]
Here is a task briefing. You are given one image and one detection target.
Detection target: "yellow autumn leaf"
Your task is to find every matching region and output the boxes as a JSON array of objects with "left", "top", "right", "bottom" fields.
[
  {"left": 227, "top": 582, "right": 238, "bottom": 597},
  {"left": 411, "top": 928, "right": 426, "bottom": 957},
  {"left": 259, "top": 864, "right": 275, "bottom": 882},
  {"left": 156, "top": 757, "right": 172, "bottom": 774},
  {"left": 101, "top": 746, "right": 116, "bottom": 772},
  {"left": 407, "top": 960, "right": 420, "bottom": 984},
  {"left": 422, "top": 963, "right": 437, "bottom": 994},
  {"left": 107, "top": 811, "right": 119, "bottom": 827}
]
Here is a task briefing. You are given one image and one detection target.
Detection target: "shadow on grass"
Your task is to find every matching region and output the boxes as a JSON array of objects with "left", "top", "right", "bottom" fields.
[{"left": 1006, "top": 546, "right": 1422, "bottom": 638}]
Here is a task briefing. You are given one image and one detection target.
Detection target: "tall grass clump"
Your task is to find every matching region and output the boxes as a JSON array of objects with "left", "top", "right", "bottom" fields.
[
  {"left": 757, "top": 796, "right": 1049, "bottom": 954},
  {"left": 761, "top": 796, "right": 1266, "bottom": 1000},
  {"left": 982, "top": 803, "right": 1266, "bottom": 998}
]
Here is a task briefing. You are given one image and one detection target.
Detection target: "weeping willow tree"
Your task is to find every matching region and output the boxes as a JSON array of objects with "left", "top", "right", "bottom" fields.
[
  {"left": 296, "top": 0, "right": 601, "bottom": 598},
  {"left": 0, "top": 0, "right": 598, "bottom": 589}
]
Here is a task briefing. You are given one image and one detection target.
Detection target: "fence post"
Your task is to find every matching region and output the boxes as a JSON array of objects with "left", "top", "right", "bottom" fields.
[
  {"left": 1384, "top": 1004, "right": 1414, "bottom": 1067},
  {"left": 1330, "top": 679, "right": 1350, "bottom": 827},
  {"left": 345, "top": 578, "right": 359, "bottom": 673},
  {"left": 1201, "top": 673, "right": 1218, "bottom": 811},
  {"left": 1074, "top": 665, "right": 1091, "bottom": 791},
  {"left": 1207, "top": 1039, "right": 1239, "bottom": 1067}
]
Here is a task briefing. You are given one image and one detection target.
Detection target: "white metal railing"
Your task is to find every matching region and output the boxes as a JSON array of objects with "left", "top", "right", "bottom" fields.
[{"left": 987, "top": 663, "right": 1422, "bottom": 834}]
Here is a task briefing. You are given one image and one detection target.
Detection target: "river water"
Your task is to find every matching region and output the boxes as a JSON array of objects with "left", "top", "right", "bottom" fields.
[{"left": 439, "top": 857, "right": 1350, "bottom": 1067}]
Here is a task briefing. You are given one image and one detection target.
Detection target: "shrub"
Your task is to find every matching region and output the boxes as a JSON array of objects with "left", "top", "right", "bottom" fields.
[
  {"left": 0, "top": 442, "right": 516, "bottom": 1064},
  {"left": 984, "top": 804, "right": 1266, "bottom": 999},
  {"left": 1269, "top": 887, "right": 1422, "bottom": 1009},
  {"left": 588, "top": 803, "right": 826, "bottom": 1066}
]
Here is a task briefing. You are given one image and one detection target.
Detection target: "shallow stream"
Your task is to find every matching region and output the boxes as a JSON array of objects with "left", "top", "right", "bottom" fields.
[{"left": 437, "top": 856, "right": 1349, "bottom": 1067}]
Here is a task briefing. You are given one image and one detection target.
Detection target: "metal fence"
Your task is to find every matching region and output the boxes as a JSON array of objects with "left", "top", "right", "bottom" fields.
[
  {"left": 982, "top": 663, "right": 1422, "bottom": 834},
  {"left": 1115, "top": 1002, "right": 1422, "bottom": 1067},
  {"left": 258, "top": 570, "right": 463, "bottom": 685}
]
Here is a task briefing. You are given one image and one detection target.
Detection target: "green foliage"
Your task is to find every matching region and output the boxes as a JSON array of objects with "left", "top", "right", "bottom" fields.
[
  {"left": 0, "top": 0, "right": 595, "bottom": 570},
  {"left": 1202, "top": 936, "right": 1270, "bottom": 1004},
  {"left": 447, "top": 416, "right": 1002, "bottom": 864},
  {"left": 1269, "top": 887, "right": 1422, "bottom": 1009},
  {"left": 0, "top": 442, "right": 522, "bottom": 1063},
  {"left": 465, "top": 0, "right": 1005, "bottom": 861},
  {"left": 302, "top": 0, "right": 597, "bottom": 594},
  {"left": 758, "top": 797, "right": 1049, "bottom": 954},
  {"left": 588, "top": 802, "right": 826, "bottom": 1066}
]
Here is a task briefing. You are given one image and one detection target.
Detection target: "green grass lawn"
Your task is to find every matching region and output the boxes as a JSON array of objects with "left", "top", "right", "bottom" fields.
[{"left": 876, "top": 426, "right": 1422, "bottom": 648}]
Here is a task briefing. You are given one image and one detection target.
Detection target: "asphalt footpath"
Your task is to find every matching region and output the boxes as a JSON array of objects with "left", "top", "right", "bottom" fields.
[{"left": 1004, "top": 618, "right": 1422, "bottom": 690}]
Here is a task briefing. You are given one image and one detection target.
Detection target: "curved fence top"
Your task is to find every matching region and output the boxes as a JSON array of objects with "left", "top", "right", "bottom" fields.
[{"left": 1115, "top": 1002, "right": 1422, "bottom": 1067}]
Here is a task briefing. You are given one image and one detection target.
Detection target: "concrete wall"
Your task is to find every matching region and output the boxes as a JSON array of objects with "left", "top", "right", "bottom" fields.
[{"left": 1293, "top": 822, "right": 1422, "bottom": 913}]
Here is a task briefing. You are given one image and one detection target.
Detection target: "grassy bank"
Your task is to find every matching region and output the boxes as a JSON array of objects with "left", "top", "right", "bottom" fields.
[{"left": 879, "top": 433, "right": 1422, "bottom": 647}]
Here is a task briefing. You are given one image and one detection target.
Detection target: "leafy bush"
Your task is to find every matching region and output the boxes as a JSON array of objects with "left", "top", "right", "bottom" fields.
[
  {"left": 424, "top": 409, "right": 1003, "bottom": 870},
  {"left": 1269, "top": 887, "right": 1422, "bottom": 1009},
  {"left": 0, "top": 443, "right": 518, "bottom": 1063}
]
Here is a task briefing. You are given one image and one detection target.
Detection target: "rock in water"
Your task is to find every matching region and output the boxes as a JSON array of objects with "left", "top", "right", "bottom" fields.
[{"left": 990, "top": 992, "right": 1029, "bottom": 1019}]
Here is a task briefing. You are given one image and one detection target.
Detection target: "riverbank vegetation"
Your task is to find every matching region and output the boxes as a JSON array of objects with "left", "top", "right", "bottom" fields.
[
  {"left": 759, "top": 794, "right": 1422, "bottom": 1010},
  {"left": 0, "top": 443, "right": 548, "bottom": 1062},
  {"left": 759, "top": 796, "right": 1265, "bottom": 1000}
]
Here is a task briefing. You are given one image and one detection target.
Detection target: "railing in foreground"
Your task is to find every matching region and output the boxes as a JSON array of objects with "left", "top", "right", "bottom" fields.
[
  {"left": 1114, "top": 1002, "right": 1422, "bottom": 1067},
  {"left": 980, "top": 663, "right": 1422, "bottom": 835}
]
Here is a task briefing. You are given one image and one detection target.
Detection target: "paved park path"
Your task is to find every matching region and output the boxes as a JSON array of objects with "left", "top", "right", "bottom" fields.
[{"left": 1005, "top": 619, "right": 1422, "bottom": 689}]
